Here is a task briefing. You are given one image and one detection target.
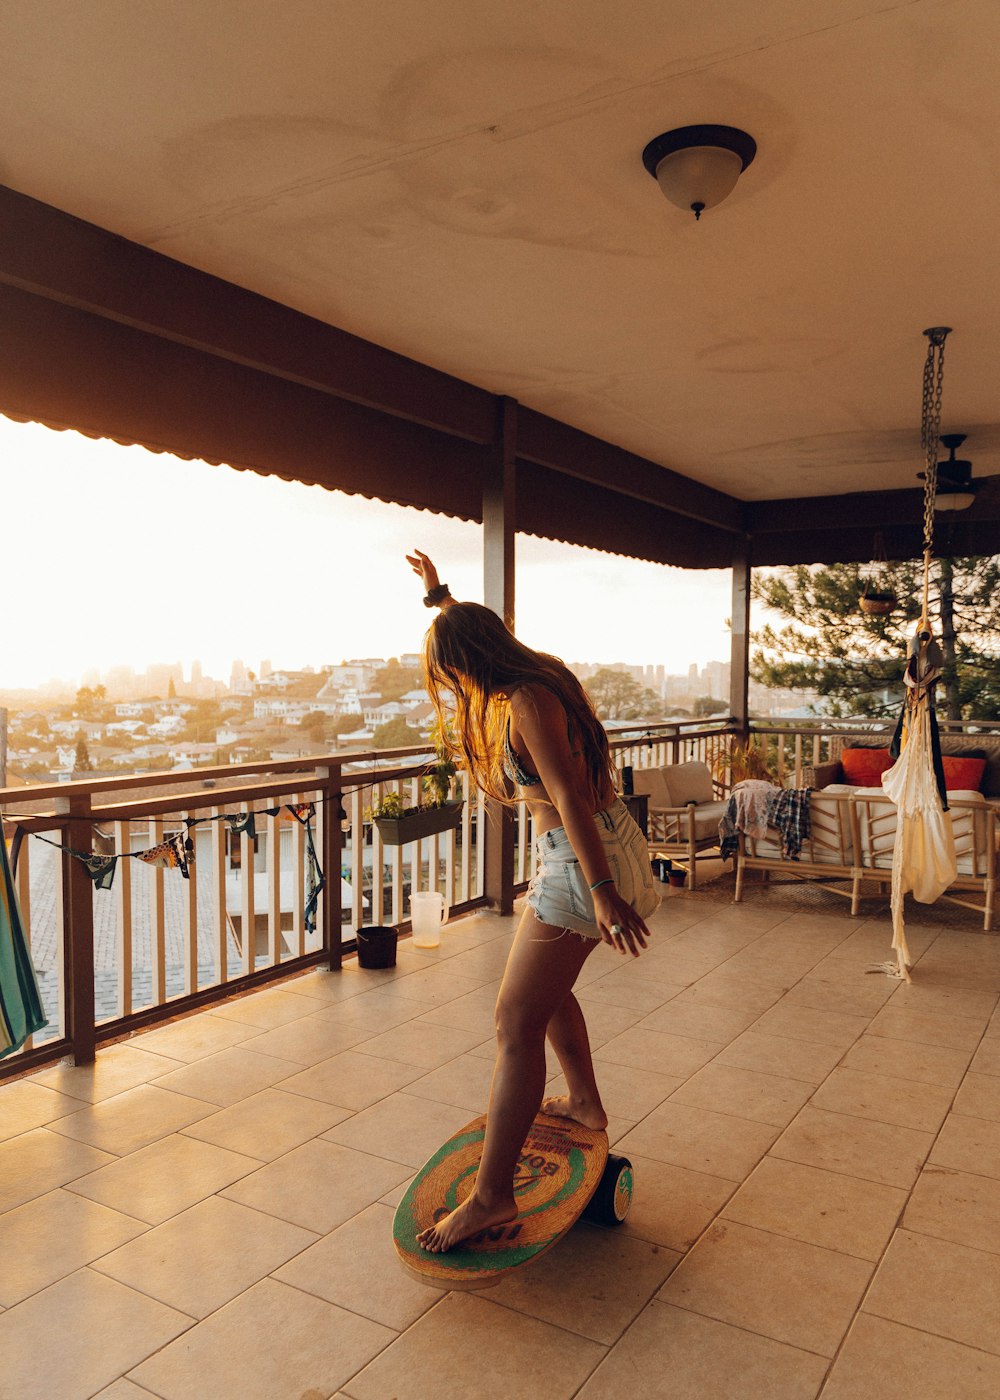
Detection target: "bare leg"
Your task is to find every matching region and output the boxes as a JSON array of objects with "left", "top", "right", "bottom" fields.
[
  {"left": 541, "top": 991, "right": 608, "bottom": 1129},
  {"left": 417, "top": 910, "right": 599, "bottom": 1253}
]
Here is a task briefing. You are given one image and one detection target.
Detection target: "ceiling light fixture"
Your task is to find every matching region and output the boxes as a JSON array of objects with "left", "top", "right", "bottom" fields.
[{"left": 641, "top": 124, "right": 757, "bottom": 220}]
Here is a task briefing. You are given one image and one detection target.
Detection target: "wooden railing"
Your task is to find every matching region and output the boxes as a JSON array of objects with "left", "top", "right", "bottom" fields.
[{"left": 749, "top": 717, "right": 1000, "bottom": 788}]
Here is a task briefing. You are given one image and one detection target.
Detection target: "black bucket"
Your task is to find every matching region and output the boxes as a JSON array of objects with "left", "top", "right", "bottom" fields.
[{"left": 356, "top": 925, "right": 398, "bottom": 970}]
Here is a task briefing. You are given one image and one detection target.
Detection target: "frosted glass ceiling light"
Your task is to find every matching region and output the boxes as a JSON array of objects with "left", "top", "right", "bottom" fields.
[{"left": 641, "top": 125, "right": 757, "bottom": 220}]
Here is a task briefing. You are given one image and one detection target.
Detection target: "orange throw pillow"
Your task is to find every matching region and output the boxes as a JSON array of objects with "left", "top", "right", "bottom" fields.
[
  {"left": 840, "top": 747, "right": 893, "bottom": 787},
  {"left": 941, "top": 755, "right": 987, "bottom": 792}
]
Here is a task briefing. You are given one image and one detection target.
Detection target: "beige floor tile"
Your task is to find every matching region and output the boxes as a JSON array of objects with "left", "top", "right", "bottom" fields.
[
  {"left": 0, "top": 1127, "right": 114, "bottom": 1212},
  {"left": 30, "top": 1044, "right": 186, "bottom": 1103},
  {"left": 238, "top": 1012, "right": 373, "bottom": 1064},
  {"left": 210, "top": 987, "right": 319, "bottom": 1028},
  {"left": 619, "top": 1154, "right": 736, "bottom": 1252},
  {"left": 0, "top": 1078, "right": 82, "bottom": 1141},
  {"left": 46, "top": 1084, "right": 215, "bottom": 1155},
  {"left": 840, "top": 1032, "right": 971, "bottom": 1089},
  {"left": 953, "top": 1071, "right": 1000, "bottom": 1122},
  {"left": 415, "top": 988, "right": 498, "bottom": 1033},
  {"left": 636, "top": 998, "right": 760, "bottom": 1044},
  {"left": 0, "top": 1188, "right": 147, "bottom": 1306},
  {"left": 669, "top": 1061, "right": 814, "bottom": 1128},
  {"left": 351, "top": 1019, "right": 485, "bottom": 1069},
  {"left": 403, "top": 1052, "right": 498, "bottom": 1112},
  {"left": 321, "top": 1090, "right": 476, "bottom": 1167},
  {"left": 278, "top": 966, "right": 374, "bottom": 1002},
  {"left": 810, "top": 1066, "right": 955, "bottom": 1133},
  {"left": 889, "top": 980, "right": 999, "bottom": 1024},
  {"left": 595, "top": 1026, "right": 719, "bottom": 1078},
  {"left": 222, "top": 1139, "right": 410, "bottom": 1233},
  {"left": 971, "top": 1036, "right": 1000, "bottom": 1076},
  {"left": 904, "top": 1163, "right": 1000, "bottom": 1256},
  {"left": 279, "top": 1048, "right": 425, "bottom": 1109},
  {"left": 130, "top": 1012, "right": 261, "bottom": 1062},
  {"left": 95, "top": 1195, "right": 316, "bottom": 1318},
  {"left": 723, "top": 1155, "right": 905, "bottom": 1261},
  {"left": 929, "top": 1112, "right": 1000, "bottom": 1180},
  {"left": 822, "top": 1312, "right": 1000, "bottom": 1400},
  {"left": 68, "top": 1133, "right": 259, "bottom": 1224},
  {"left": 640, "top": 950, "right": 729, "bottom": 986},
  {"left": 180, "top": 1086, "right": 352, "bottom": 1158},
  {"left": 149, "top": 1046, "right": 297, "bottom": 1107},
  {"left": 658, "top": 1218, "right": 872, "bottom": 1357},
  {"left": 131, "top": 1276, "right": 393, "bottom": 1400},
  {"left": 715, "top": 1030, "right": 845, "bottom": 1085},
  {"left": 772, "top": 1105, "right": 934, "bottom": 1189},
  {"left": 0, "top": 1268, "right": 190, "bottom": 1400},
  {"left": 782, "top": 975, "right": 896, "bottom": 1018},
  {"left": 345, "top": 1291, "right": 605, "bottom": 1400},
  {"left": 577, "top": 968, "right": 687, "bottom": 1014},
  {"left": 547, "top": 1057, "right": 684, "bottom": 1123},
  {"left": 576, "top": 1300, "right": 827, "bottom": 1400},
  {"left": 864, "top": 1227, "right": 1000, "bottom": 1356},
  {"left": 673, "top": 973, "right": 789, "bottom": 1015},
  {"left": 867, "top": 1005, "right": 985, "bottom": 1052},
  {"left": 615, "top": 1101, "right": 778, "bottom": 1181},
  {"left": 489, "top": 1221, "right": 680, "bottom": 1343},
  {"left": 317, "top": 985, "right": 439, "bottom": 1030},
  {"left": 563, "top": 998, "right": 648, "bottom": 1047},
  {"left": 275, "top": 1202, "right": 437, "bottom": 1330},
  {"left": 752, "top": 1001, "right": 871, "bottom": 1050},
  {"left": 374, "top": 965, "right": 487, "bottom": 1005}
]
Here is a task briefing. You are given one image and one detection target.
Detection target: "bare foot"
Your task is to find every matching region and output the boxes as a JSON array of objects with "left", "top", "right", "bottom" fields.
[
  {"left": 417, "top": 1191, "right": 517, "bottom": 1253},
  {"left": 540, "top": 1095, "right": 608, "bottom": 1130}
]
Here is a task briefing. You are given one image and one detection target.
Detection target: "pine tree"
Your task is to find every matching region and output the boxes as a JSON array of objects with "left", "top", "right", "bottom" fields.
[{"left": 751, "top": 555, "right": 1000, "bottom": 720}]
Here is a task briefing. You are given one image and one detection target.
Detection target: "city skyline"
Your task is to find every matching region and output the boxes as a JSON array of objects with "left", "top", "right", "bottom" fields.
[{"left": 5, "top": 414, "right": 734, "bottom": 689}]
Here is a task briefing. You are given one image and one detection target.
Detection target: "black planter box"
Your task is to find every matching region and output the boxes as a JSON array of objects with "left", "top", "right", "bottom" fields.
[{"left": 374, "top": 800, "right": 464, "bottom": 845}]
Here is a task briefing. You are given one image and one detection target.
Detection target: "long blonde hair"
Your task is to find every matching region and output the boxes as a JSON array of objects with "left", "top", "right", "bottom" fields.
[{"left": 423, "top": 602, "right": 614, "bottom": 804}]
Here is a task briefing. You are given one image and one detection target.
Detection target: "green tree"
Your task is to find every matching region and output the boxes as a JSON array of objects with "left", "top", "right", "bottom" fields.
[
  {"left": 182, "top": 700, "right": 223, "bottom": 742},
  {"left": 371, "top": 659, "right": 418, "bottom": 704},
  {"left": 372, "top": 717, "right": 424, "bottom": 749},
  {"left": 73, "top": 733, "right": 93, "bottom": 772},
  {"left": 752, "top": 554, "right": 1000, "bottom": 720},
  {"left": 168, "top": 676, "right": 177, "bottom": 699},
  {"left": 692, "top": 695, "right": 729, "bottom": 717},
  {"left": 74, "top": 684, "right": 106, "bottom": 716},
  {"left": 584, "top": 668, "right": 662, "bottom": 721}
]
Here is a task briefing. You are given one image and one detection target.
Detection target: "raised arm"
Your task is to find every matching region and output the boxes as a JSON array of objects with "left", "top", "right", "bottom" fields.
[{"left": 406, "top": 549, "right": 455, "bottom": 609}]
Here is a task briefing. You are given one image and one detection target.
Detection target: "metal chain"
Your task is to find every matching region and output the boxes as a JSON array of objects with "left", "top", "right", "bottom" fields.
[{"left": 920, "top": 328, "right": 949, "bottom": 553}]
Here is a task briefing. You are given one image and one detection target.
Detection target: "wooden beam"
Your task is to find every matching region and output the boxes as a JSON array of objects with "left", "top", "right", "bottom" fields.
[
  {"left": 744, "top": 475, "right": 1000, "bottom": 536},
  {"left": 730, "top": 544, "right": 751, "bottom": 743},
  {"left": 517, "top": 407, "right": 742, "bottom": 532},
  {"left": 0, "top": 183, "right": 496, "bottom": 443},
  {"left": 483, "top": 398, "right": 517, "bottom": 916}
]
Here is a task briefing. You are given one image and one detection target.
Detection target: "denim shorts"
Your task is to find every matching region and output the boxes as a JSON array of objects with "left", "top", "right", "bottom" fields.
[{"left": 526, "top": 798, "right": 660, "bottom": 939}]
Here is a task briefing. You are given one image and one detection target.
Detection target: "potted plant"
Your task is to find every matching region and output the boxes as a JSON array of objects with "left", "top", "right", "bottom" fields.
[{"left": 370, "top": 725, "right": 464, "bottom": 845}]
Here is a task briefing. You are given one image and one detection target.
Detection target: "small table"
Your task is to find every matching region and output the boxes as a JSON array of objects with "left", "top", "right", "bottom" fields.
[{"left": 623, "top": 792, "right": 649, "bottom": 837}]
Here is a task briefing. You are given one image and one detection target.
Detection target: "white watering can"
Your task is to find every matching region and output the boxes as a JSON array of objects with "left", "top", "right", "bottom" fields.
[{"left": 410, "top": 890, "right": 447, "bottom": 948}]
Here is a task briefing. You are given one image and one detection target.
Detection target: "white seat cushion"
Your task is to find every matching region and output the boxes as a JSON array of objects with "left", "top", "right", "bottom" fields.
[{"left": 664, "top": 761, "right": 715, "bottom": 806}]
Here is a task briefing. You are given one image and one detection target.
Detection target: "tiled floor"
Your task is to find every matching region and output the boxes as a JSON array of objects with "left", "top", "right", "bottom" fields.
[{"left": 3, "top": 891, "right": 1000, "bottom": 1399}]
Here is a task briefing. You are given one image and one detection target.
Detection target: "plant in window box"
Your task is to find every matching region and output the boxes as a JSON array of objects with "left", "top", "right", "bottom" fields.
[{"left": 370, "top": 729, "right": 464, "bottom": 844}]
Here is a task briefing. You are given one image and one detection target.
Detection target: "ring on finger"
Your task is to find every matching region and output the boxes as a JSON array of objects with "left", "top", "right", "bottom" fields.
[{"left": 610, "top": 923, "right": 625, "bottom": 937}]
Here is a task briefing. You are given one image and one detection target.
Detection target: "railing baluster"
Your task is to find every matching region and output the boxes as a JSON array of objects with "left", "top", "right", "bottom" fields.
[
  {"left": 372, "top": 783, "right": 385, "bottom": 926},
  {"left": 475, "top": 785, "right": 486, "bottom": 899},
  {"left": 240, "top": 822, "right": 255, "bottom": 976},
  {"left": 292, "top": 792, "right": 306, "bottom": 955},
  {"left": 349, "top": 787, "right": 364, "bottom": 931},
  {"left": 267, "top": 808, "right": 281, "bottom": 965},
  {"left": 460, "top": 771, "right": 472, "bottom": 903},
  {"left": 148, "top": 817, "right": 166, "bottom": 1007},
  {"left": 210, "top": 807, "right": 228, "bottom": 984},
  {"left": 115, "top": 820, "right": 132, "bottom": 1017},
  {"left": 181, "top": 812, "right": 198, "bottom": 995},
  {"left": 14, "top": 836, "right": 35, "bottom": 1050},
  {"left": 408, "top": 776, "right": 420, "bottom": 902}
]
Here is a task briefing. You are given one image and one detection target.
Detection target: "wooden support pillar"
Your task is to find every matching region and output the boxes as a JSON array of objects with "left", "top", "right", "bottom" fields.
[
  {"left": 730, "top": 544, "right": 752, "bottom": 746},
  {"left": 483, "top": 397, "right": 517, "bottom": 914},
  {"left": 317, "top": 767, "right": 343, "bottom": 970},
  {"left": 55, "top": 793, "right": 96, "bottom": 1065}
]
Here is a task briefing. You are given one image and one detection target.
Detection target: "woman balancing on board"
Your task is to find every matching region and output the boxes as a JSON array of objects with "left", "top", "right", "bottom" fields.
[{"left": 407, "top": 550, "right": 658, "bottom": 1253}]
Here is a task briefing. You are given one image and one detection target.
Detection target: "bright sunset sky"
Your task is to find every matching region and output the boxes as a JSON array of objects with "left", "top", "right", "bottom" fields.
[{"left": 3, "top": 415, "right": 733, "bottom": 689}]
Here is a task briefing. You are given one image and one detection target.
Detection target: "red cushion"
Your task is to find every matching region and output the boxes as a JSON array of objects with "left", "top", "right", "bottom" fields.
[
  {"left": 841, "top": 747, "right": 893, "bottom": 787},
  {"left": 941, "top": 755, "right": 987, "bottom": 792}
]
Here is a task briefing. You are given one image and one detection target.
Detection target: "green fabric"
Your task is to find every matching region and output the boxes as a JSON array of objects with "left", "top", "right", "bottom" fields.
[{"left": 0, "top": 837, "right": 47, "bottom": 1058}]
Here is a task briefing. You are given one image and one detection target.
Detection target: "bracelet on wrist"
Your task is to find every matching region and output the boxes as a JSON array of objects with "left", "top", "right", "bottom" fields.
[
  {"left": 423, "top": 583, "right": 451, "bottom": 608},
  {"left": 589, "top": 878, "right": 614, "bottom": 892}
]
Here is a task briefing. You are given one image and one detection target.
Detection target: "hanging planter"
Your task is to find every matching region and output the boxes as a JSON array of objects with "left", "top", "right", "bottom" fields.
[
  {"left": 859, "top": 532, "right": 898, "bottom": 616},
  {"left": 373, "top": 800, "right": 464, "bottom": 845}
]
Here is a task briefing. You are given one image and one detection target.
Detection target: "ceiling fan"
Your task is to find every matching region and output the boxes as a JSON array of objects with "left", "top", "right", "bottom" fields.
[{"left": 918, "top": 433, "right": 977, "bottom": 511}]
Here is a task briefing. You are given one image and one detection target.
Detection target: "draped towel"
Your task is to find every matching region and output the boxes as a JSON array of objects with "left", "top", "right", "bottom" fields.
[{"left": 1, "top": 836, "right": 48, "bottom": 1058}]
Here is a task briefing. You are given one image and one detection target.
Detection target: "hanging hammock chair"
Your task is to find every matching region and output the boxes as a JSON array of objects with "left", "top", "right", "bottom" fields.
[{"left": 878, "top": 328, "right": 958, "bottom": 982}]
